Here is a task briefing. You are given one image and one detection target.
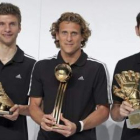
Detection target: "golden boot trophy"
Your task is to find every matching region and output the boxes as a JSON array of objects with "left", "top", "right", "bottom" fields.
[
  {"left": 113, "top": 70, "right": 140, "bottom": 128},
  {"left": 0, "top": 82, "right": 14, "bottom": 115},
  {"left": 52, "top": 64, "right": 72, "bottom": 129}
]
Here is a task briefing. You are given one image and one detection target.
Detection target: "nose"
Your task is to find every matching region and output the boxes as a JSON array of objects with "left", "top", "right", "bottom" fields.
[
  {"left": 5, "top": 24, "right": 11, "bottom": 32},
  {"left": 66, "top": 33, "right": 72, "bottom": 41}
]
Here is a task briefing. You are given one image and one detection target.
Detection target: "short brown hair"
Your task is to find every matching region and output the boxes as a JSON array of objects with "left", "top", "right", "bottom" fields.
[
  {"left": 0, "top": 3, "right": 21, "bottom": 25},
  {"left": 50, "top": 12, "right": 91, "bottom": 48},
  {"left": 136, "top": 12, "right": 140, "bottom": 28}
]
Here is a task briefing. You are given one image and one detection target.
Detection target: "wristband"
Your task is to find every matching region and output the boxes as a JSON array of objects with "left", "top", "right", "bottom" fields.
[
  {"left": 79, "top": 121, "right": 84, "bottom": 132},
  {"left": 76, "top": 121, "right": 84, "bottom": 132},
  {"left": 76, "top": 121, "right": 81, "bottom": 132}
]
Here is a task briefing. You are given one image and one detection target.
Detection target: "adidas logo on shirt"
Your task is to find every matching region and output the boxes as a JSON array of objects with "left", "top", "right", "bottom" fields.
[
  {"left": 15, "top": 74, "right": 22, "bottom": 79},
  {"left": 78, "top": 76, "right": 84, "bottom": 80}
]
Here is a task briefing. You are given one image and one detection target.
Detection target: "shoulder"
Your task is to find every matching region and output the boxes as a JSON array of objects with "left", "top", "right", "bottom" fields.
[
  {"left": 86, "top": 56, "right": 107, "bottom": 70},
  {"left": 23, "top": 53, "right": 36, "bottom": 68},
  {"left": 35, "top": 54, "right": 57, "bottom": 66},
  {"left": 112, "top": 52, "right": 140, "bottom": 74},
  {"left": 115, "top": 53, "right": 139, "bottom": 70},
  {"left": 118, "top": 53, "right": 138, "bottom": 64}
]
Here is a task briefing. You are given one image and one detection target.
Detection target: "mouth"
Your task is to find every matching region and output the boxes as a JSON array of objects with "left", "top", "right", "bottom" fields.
[
  {"left": 3, "top": 34, "right": 13, "bottom": 38},
  {"left": 65, "top": 43, "right": 73, "bottom": 46}
]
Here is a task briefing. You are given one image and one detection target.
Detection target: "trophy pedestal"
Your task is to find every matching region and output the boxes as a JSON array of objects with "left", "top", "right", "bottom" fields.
[
  {"left": 0, "top": 110, "right": 12, "bottom": 115},
  {"left": 126, "top": 110, "right": 140, "bottom": 129}
]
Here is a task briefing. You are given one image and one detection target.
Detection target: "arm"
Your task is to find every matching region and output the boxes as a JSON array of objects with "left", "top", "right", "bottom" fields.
[
  {"left": 52, "top": 104, "right": 109, "bottom": 137},
  {"left": 29, "top": 97, "right": 56, "bottom": 131},
  {"left": 111, "top": 101, "right": 134, "bottom": 122},
  {"left": 29, "top": 97, "right": 45, "bottom": 125},
  {"left": 19, "top": 105, "right": 29, "bottom": 116},
  {"left": 82, "top": 104, "right": 109, "bottom": 130}
]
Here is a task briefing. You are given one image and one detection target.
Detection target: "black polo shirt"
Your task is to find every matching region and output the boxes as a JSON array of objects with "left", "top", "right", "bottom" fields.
[
  {"left": 0, "top": 46, "right": 36, "bottom": 140},
  {"left": 30, "top": 50, "right": 110, "bottom": 140},
  {"left": 112, "top": 52, "right": 140, "bottom": 140}
]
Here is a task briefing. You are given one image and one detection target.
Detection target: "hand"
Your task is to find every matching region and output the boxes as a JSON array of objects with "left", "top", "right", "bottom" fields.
[
  {"left": 113, "top": 70, "right": 140, "bottom": 109},
  {"left": 40, "top": 114, "right": 56, "bottom": 131},
  {"left": 120, "top": 101, "right": 134, "bottom": 118},
  {"left": 52, "top": 114, "right": 76, "bottom": 137},
  {"left": 3, "top": 104, "right": 19, "bottom": 121}
]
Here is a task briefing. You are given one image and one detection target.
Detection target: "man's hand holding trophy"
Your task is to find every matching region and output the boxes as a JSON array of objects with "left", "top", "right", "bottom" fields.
[
  {"left": 113, "top": 70, "right": 140, "bottom": 128},
  {"left": 0, "top": 82, "right": 19, "bottom": 121}
]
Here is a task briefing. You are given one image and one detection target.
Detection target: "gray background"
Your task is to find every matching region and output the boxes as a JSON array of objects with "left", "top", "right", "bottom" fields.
[{"left": 1, "top": 0, "right": 140, "bottom": 140}]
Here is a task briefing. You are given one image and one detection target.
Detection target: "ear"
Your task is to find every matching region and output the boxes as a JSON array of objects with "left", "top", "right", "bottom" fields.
[
  {"left": 56, "top": 32, "right": 59, "bottom": 40},
  {"left": 18, "top": 25, "right": 21, "bottom": 33},
  {"left": 81, "top": 36, "right": 84, "bottom": 42},
  {"left": 135, "top": 26, "right": 140, "bottom": 36}
]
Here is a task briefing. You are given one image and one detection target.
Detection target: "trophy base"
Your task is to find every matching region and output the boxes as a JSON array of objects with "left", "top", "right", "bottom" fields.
[
  {"left": 52, "top": 125, "right": 59, "bottom": 129},
  {"left": 126, "top": 110, "right": 140, "bottom": 129},
  {"left": 0, "top": 110, "right": 13, "bottom": 115},
  {"left": 52, "top": 124, "right": 63, "bottom": 130}
]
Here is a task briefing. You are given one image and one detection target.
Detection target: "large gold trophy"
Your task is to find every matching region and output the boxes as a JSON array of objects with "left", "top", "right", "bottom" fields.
[
  {"left": 0, "top": 82, "right": 14, "bottom": 115},
  {"left": 113, "top": 70, "right": 140, "bottom": 128},
  {"left": 52, "top": 64, "right": 72, "bottom": 128}
]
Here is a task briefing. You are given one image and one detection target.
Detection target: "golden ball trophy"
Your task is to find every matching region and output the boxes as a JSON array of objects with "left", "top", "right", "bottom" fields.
[{"left": 52, "top": 63, "right": 72, "bottom": 128}]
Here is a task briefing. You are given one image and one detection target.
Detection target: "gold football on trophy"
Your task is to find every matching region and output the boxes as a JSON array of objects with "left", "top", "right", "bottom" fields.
[{"left": 55, "top": 63, "right": 72, "bottom": 82}]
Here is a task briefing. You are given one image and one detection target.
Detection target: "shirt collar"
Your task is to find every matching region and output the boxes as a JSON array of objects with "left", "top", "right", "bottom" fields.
[
  {"left": 12, "top": 46, "right": 24, "bottom": 63},
  {"left": 57, "top": 49, "right": 87, "bottom": 67},
  {"left": 136, "top": 52, "right": 140, "bottom": 64}
]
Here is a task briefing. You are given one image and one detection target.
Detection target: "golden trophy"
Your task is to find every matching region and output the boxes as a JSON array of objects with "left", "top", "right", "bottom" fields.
[
  {"left": 0, "top": 82, "right": 14, "bottom": 115},
  {"left": 52, "top": 64, "right": 72, "bottom": 128},
  {"left": 113, "top": 70, "right": 140, "bottom": 128}
]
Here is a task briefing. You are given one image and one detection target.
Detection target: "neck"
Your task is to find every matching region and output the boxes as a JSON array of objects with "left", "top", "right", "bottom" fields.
[
  {"left": 0, "top": 44, "right": 17, "bottom": 64},
  {"left": 61, "top": 50, "right": 81, "bottom": 65}
]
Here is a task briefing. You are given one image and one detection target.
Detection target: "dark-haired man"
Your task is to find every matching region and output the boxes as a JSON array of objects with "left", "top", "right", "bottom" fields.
[
  {"left": 111, "top": 12, "right": 140, "bottom": 140},
  {"left": 0, "top": 3, "right": 36, "bottom": 140}
]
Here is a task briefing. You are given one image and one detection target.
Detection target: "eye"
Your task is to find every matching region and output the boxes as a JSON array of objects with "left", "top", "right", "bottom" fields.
[
  {"left": 0, "top": 22, "right": 4, "bottom": 26},
  {"left": 71, "top": 32, "right": 78, "bottom": 36},
  {"left": 61, "top": 31, "right": 67, "bottom": 35},
  {"left": 10, "top": 22, "right": 16, "bottom": 26}
]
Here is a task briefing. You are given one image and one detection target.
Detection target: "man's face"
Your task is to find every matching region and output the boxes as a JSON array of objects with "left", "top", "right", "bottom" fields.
[
  {"left": 56, "top": 21, "right": 83, "bottom": 56},
  {"left": 0, "top": 14, "right": 21, "bottom": 47}
]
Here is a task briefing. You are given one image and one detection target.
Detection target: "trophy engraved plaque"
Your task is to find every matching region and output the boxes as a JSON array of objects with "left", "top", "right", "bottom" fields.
[
  {"left": 113, "top": 70, "right": 140, "bottom": 128},
  {"left": 0, "top": 82, "right": 14, "bottom": 115},
  {"left": 52, "top": 64, "right": 72, "bottom": 128}
]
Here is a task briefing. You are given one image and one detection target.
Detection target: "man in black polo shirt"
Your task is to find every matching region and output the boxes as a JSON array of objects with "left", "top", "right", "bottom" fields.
[
  {"left": 29, "top": 12, "right": 110, "bottom": 140},
  {"left": 0, "top": 3, "right": 36, "bottom": 140},
  {"left": 111, "top": 12, "right": 140, "bottom": 140}
]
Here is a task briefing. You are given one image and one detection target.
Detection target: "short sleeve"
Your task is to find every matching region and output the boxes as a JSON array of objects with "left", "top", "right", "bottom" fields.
[
  {"left": 112, "top": 61, "right": 123, "bottom": 102},
  {"left": 93, "top": 63, "right": 111, "bottom": 105},
  {"left": 29, "top": 61, "right": 44, "bottom": 97}
]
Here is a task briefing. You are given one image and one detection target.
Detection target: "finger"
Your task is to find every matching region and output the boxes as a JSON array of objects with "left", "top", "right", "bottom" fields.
[
  {"left": 42, "top": 117, "right": 56, "bottom": 125},
  {"left": 41, "top": 121, "right": 53, "bottom": 131},
  {"left": 52, "top": 128, "right": 70, "bottom": 137},
  {"left": 10, "top": 104, "right": 19, "bottom": 112},
  {"left": 54, "top": 123, "right": 70, "bottom": 131},
  {"left": 121, "top": 101, "right": 134, "bottom": 112},
  {"left": 120, "top": 109, "right": 130, "bottom": 117},
  {"left": 44, "top": 114, "right": 55, "bottom": 121}
]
